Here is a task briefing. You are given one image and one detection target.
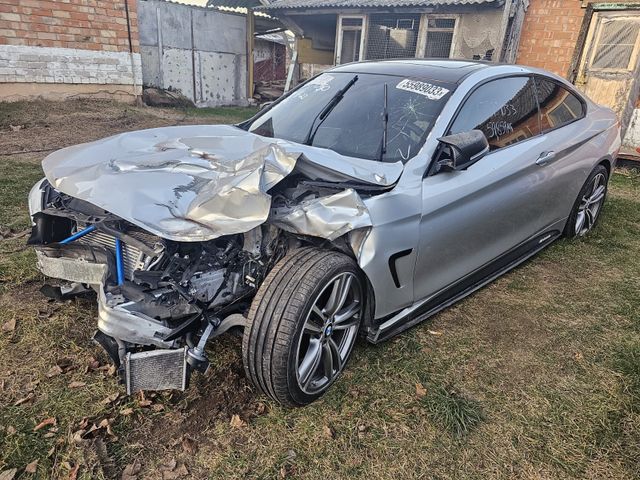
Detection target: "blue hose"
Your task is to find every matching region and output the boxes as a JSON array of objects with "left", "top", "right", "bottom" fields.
[
  {"left": 115, "top": 238, "right": 125, "bottom": 286},
  {"left": 59, "top": 224, "right": 97, "bottom": 244}
]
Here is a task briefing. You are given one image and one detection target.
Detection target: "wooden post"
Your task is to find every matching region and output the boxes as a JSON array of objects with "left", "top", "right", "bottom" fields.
[{"left": 247, "top": 8, "right": 255, "bottom": 100}]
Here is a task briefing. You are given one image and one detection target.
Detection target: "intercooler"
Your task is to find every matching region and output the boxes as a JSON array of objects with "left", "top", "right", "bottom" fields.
[{"left": 76, "top": 228, "right": 152, "bottom": 280}]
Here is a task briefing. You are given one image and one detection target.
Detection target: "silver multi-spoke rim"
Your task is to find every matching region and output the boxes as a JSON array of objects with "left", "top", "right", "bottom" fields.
[
  {"left": 295, "top": 272, "right": 362, "bottom": 394},
  {"left": 575, "top": 172, "right": 606, "bottom": 236}
]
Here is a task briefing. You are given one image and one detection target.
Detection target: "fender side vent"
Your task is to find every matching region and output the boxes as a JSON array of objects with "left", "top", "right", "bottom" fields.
[{"left": 388, "top": 249, "right": 413, "bottom": 288}]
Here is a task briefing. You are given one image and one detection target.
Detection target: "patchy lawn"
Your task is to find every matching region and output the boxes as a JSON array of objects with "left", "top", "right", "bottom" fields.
[{"left": 0, "top": 100, "right": 639, "bottom": 480}]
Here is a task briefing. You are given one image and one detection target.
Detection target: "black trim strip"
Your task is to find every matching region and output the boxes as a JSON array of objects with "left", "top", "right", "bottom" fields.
[
  {"left": 388, "top": 249, "right": 413, "bottom": 288},
  {"left": 369, "top": 229, "right": 561, "bottom": 343}
]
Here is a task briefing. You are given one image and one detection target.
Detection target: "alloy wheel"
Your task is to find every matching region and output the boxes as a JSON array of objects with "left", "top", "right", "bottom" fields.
[
  {"left": 295, "top": 272, "right": 362, "bottom": 394},
  {"left": 575, "top": 172, "right": 606, "bottom": 236}
]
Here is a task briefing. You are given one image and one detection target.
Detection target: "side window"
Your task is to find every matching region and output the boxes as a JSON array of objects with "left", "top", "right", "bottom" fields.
[
  {"left": 449, "top": 76, "right": 540, "bottom": 151},
  {"left": 535, "top": 77, "right": 585, "bottom": 132}
]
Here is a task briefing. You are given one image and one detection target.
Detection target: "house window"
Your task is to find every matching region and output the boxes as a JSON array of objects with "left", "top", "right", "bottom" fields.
[
  {"left": 336, "top": 16, "right": 366, "bottom": 64},
  {"left": 365, "top": 14, "right": 421, "bottom": 60},
  {"left": 590, "top": 16, "right": 640, "bottom": 71},
  {"left": 424, "top": 17, "right": 456, "bottom": 58}
]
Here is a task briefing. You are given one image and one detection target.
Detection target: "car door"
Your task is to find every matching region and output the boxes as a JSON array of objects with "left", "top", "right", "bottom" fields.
[
  {"left": 413, "top": 75, "right": 563, "bottom": 305},
  {"left": 531, "top": 75, "right": 593, "bottom": 224}
]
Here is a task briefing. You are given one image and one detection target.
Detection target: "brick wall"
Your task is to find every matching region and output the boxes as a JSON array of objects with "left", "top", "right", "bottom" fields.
[
  {"left": 516, "top": 0, "right": 586, "bottom": 77},
  {"left": 0, "top": 0, "right": 141, "bottom": 101},
  {"left": 0, "top": 0, "right": 139, "bottom": 53}
]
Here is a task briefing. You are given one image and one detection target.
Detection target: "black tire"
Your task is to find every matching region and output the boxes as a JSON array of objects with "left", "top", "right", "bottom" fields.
[
  {"left": 242, "top": 247, "right": 363, "bottom": 406},
  {"left": 564, "top": 164, "right": 609, "bottom": 238}
]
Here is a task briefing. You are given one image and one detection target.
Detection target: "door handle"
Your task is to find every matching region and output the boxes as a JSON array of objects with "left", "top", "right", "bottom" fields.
[{"left": 536, "top": 151, "right": 556, "bottom": 166}]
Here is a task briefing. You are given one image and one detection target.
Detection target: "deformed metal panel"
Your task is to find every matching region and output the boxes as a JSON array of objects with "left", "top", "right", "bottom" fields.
[
  {"left": 270, "top": 188, "right": 372, "bottom": 241},
  {"left": 41, "top": 124, "right": 397, "bottom": 242}
]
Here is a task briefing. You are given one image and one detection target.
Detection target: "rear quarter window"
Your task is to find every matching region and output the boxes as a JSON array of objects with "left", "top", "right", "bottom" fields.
[{"left": 535, "top": 77, "right": 586, "bottom": 132}]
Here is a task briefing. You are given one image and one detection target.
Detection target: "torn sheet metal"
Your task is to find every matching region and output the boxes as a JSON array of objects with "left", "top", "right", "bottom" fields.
[
  {"left": 42, "top": 124, "right": 399, "bottom": 242},
  {"left": 269, "top": 189, "right": 372, "bottom": 241}
]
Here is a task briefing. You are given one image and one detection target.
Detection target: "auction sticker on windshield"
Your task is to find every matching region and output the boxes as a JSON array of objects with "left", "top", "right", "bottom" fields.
[{"left": 396, "top": 79, "right": 450, "bottom": 100}]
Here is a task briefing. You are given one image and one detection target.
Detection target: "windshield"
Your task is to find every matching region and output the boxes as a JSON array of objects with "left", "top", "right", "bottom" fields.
[{"left": 245, "top": 72, "right": 454, "bottom": 163}]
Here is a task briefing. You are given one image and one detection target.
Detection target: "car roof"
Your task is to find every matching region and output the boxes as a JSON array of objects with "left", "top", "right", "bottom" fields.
[{"left": 329, "top": 59, "right": 492, "bottom": 85}]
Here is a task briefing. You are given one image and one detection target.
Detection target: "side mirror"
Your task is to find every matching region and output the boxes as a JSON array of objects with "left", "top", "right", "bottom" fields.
[{"left": 434, "top": 130, "right": 489, "bottom": 173}]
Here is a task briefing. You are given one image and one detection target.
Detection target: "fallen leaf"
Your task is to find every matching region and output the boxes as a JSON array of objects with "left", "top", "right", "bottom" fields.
[
  {"left": 120, "top": 407, "right": 134, "bottom": 416},
  {"left": 161, "top": 463, "right": 188, "bottom": 480},
  {"left": 151, "top": 403, "right": 165, "bottom": 412},
  {"left": 34, "top": 417, "right": 56, "bottom": 431},
  {"left": 1, "top": 318, "right": 16, "bottom": 333},
  {"left": 9, "top": 124, "right": 23, "bottom": 131},
  {"left": 415, "top": 382, "right": 427, "bottom": 397},
  {"left": 43, "top": 432, "right": 56, "bottom": 439},
  {"left": 255, "top": 402, "right": 267, "bottom": 415},
  {"left": 98, "top": 418, "right": 118, "bottom": 439},
  {"left": 26, "top": 380, "right": 40, "bottom": 392},
  {"left": 0, "top": 468, "right": 17, "bottom": 480},
  {"left": 101, "top": 393, "right": 119, "bottom": 405},
  {"left": 121, "top": 461, "right": 141, "bottom": 480},
  {"left": 230, "top": 414, "right": 246, "bottom": 428},
  {"left": 138, "top": 399, "right": 152, "bottom": 408},
  {"left": 14, "top": 393, "right": 34, "bottom": 406},
  {"left": 7, "top": 426, "right": 16, "bottom": 435},
  {"left": 72, "top": 430, "right": 86, "bottom": 445},
  {"left": 68, "top": 381, "right": 86, "bottom": 389},
  {"left": 322, "top": 424, "right": 334, "bottom": 439},
  {"left": 68, "top": 464, "right": 79, "bottom": 480},
  {"left": 24, "top": 460, "right": 38, "bottom": 474},
  {"left": 181, "top": 436, "right": 197, "bottom": 454},
  {"left": 77, "top": 417, "right": 89, "bottom": 429},
  {"left": 427, "top": 330, "right": 443, "bottom": 336},
  {"left": 574, "top": 351, "right": 584, "bottom": 361},
  {"left": 46, "top": 365, "right": 63, "bottom": 378}
]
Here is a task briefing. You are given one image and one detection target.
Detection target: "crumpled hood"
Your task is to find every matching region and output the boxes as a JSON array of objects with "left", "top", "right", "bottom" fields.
[{"left": 42, "top": 125, "right": 402, "bottom": 242}]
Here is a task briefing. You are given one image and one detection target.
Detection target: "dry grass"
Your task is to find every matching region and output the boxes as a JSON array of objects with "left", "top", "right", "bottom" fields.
[{"left": 0, "top": 100, "right": 639, "bottom": 479}]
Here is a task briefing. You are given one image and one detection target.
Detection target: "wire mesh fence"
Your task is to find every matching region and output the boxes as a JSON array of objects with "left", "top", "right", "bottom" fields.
[{"left": 365, "top": 14, "right": 421, "bottom": 60}]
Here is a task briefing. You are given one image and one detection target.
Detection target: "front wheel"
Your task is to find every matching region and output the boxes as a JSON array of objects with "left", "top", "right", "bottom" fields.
[
  {"left": 564, "top": 164, "right": 609, "bottom": 238},
  {"left": 242, "top": 247, "right": 364, "bottom": 406}
]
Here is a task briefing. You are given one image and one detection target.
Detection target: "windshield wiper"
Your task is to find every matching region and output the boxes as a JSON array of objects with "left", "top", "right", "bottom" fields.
[
  {"left": 304, "top": 75, "right": 358, "bottom": 146},
  {"left": 380, "top": 82, "right": 388, "bottom": 162}
]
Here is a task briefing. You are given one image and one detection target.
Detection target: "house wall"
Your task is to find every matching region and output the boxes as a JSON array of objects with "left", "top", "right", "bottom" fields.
[
  {"left": 137, "top": 0, "right": 247, "bottom": 107},
  {"left": 516, "top": 0, "right": 585, "bottom": 76},
  {"left": 0, "top": 0, "right": 142, "bottom": 102}
]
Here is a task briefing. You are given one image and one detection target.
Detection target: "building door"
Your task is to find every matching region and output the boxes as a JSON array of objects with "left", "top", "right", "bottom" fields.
[
  {"left": 576, "top": 11, "right": 640, "bottom": 148},
  {"left": 335, "top": 16, "right": 366, "bottom": 64}
]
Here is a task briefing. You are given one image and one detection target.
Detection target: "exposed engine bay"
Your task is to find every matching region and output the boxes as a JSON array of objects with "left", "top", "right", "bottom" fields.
[{"left": 28, "top": 175, "right": 373, "bottom": 393}]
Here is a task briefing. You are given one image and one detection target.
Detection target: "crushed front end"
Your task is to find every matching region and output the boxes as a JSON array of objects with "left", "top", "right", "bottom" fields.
[{"left": 28, "top": 180, "right": 288, "bottom": 393}]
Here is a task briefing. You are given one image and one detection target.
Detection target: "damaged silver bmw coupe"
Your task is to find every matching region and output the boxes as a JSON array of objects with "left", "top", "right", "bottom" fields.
[{"left": 27, "top": 60, "right": 620, "bottom": 406}]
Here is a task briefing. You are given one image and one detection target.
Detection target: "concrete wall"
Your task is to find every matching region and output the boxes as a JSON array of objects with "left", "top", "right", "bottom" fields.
[
  {"left": 137, "top": 0, "right": 247, "bottom": 107},
  {"left": 0, "top": 0, "right": 141, "bottom": 102}
]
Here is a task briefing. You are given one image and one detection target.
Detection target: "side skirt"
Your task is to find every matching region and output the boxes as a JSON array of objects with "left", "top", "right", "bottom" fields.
[{"left": 367, "top": 229, "right": 562, "bottom": 343}]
